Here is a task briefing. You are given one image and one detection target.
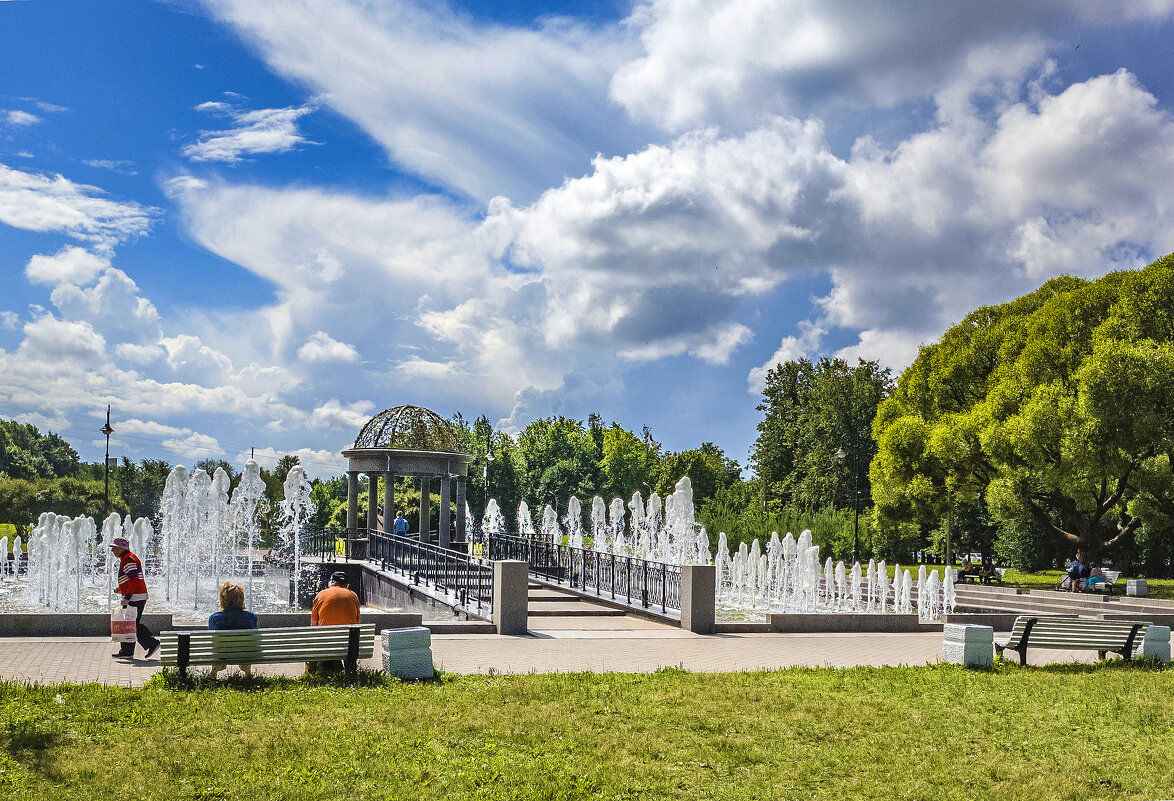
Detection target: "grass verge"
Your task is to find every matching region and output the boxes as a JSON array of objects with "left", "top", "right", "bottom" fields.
[{"left": 0, "top": 662, "right": 1171, "bottom": 800}]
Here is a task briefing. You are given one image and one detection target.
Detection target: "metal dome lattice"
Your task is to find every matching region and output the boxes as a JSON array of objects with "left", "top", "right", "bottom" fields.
[{"left": 352, "top": 405, "right": 464, "bottom": 453}]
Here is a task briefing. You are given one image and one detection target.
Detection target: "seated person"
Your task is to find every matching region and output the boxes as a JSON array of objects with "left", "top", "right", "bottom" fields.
[
  {"left": 1082, "top": 565, "right": 1106, "bottom": 591},
  {"left": 955, "top": 557, "right": 977, "bottom": 583},
  {"left": 978, "top": 555, "right": 996, "bottom": 583},
  {"left": 1060, "top": 552, "right": 1088, "bottom": 592},
  {"left": 305, "top": 571, "right": 361, "bottom": 676},
  {"left": 207, "top": 581, "right": 259, "bottom": 678}
]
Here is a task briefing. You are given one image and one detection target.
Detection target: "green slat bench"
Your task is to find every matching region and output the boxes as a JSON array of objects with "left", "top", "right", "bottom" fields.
[
  {"left": 159, "top": 624, "right": 375, "bottom": 677},
  {"left": 994, "top": 616, "right": 1150, "bottom": 664}
]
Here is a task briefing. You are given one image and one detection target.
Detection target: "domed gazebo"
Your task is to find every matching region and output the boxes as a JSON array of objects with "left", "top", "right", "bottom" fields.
[{"left": 341, "top": 405, "right": 472, "bottom": 548}]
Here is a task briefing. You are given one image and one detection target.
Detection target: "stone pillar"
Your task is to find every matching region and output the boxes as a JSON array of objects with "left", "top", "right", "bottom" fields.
[
  {"left": 439, "top": 476, "right": 451, "bottom": 549},
  {"left": 454, "top": 476, "right": 466, "bottom": 545},
  {"left": 382, "top": 472, "right": 395, "bottom": 533},
  {"left": 366, "top": 474, "right": 379, "bottom": 532},
  {"left": 346, "top": 471, "right": 359, "bottom": 533},
  {"left": 493, "top": 560, "right": 529, "bottom": 635},
  {"left": 419, "top": 475, "right": 431, "bottom": 543},
  {"left": 679, "top": 564, "right": 716, "bottom": 635}
]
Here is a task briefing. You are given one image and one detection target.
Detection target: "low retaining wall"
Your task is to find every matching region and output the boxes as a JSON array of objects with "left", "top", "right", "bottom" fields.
[
  {"left": 0, "top": 613, "right": 174, "bottom": 637},
  {"left": 768, "top": 613, "right": 937, "bottom": 633},
  {"left": 942, "top": 613, "right": 1021, "bottom": 631}
]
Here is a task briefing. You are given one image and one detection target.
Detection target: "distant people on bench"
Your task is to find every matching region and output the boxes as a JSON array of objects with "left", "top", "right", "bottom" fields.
[
  {"left": 978, "top": 555, "right": 996, "bottom": 584},
  {"left": 955, "top": 557, "right": 979, "bottom": 584},
  {"left": 1083, "top": 565, "right": 1106, "bottom": 592}
]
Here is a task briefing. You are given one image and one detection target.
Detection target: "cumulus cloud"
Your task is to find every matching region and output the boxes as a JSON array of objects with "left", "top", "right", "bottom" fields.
[
  {"left": 196, "top": 0, "right": 647, "bottom": 201},
  {"left": 113, "top": 418, "right": 224, "bottom": 459},
  {"left": 235, "top": 445, "right": 347, "bottom": 479},
  {"left": 311, "top": 398, "right": 373, "bottom": 430},
  {"left": 748, "top": 320, "right": 826, "bottom": 394},
  {"left": 16, "top": 317, "right": 107, "bottom": 365},
  {"left": 26, "top": 246, "right": 110, "bottom": 285},
  {"left": 297, "top": 331, "right": 359, "bottom": 363},
  {"left": 0, "top": 163, "right": 158, "bottom": 250},
  {"left": 612, "top": 0, "right": 1174, "bottom": 131},
  {"left": 51, "top": 267, "right": 163, "bottom": 344},
  {"left": 0, "top": 311, "right": 18, "bottom": 330},
  {"left": 182, "top": 101, "right": 317, "bottom": 163},
  {"left": 162, "top": 334, "right": 234, "bottom": 385}
]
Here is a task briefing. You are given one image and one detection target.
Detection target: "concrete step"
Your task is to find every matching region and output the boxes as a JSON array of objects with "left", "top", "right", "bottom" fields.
[
  {"left": 528, "top": 592, "right": 582, "bottom": 602},
  {"left": 528, "top": 607, "right": 628, "bottom": 617}
]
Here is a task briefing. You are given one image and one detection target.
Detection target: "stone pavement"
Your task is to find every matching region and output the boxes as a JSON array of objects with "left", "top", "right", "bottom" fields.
[{"left": 0, "top": 626, "right": 1101, "bottom": 687}]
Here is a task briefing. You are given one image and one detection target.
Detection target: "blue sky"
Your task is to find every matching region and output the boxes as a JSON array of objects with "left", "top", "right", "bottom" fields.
[{"left": 2, "top": 0, "right": 1174, "bottom": 478}]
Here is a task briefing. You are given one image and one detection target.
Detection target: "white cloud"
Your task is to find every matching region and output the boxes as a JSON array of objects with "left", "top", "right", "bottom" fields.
[
  {"left": 235, "top": 445, "right": 347, "bottom": 479},
  {"left": 51, "top": 267, "right": 163, "bottom": 343},
  {"left": 16, "top": 317, "right": 107, "bottom": 365},
  {"left": 0, "top": 163, "right": 158, "bottom": 249},
  {"left": 196, "top": 0, "right": 646, "bottom": 202},
  {"left": 297, "top": 331, "right": 359, "bottom": 363},
  {"left": 748, "top": 320, "right": 826, "bottom": 394},
  {"left": 83, "top": 159, "right": 138, "bottom": 176},
  {"left": 0, "top": 311, "right": 20, "bottom": 330},
  {"left": 182, "top": 101, "right": 317, "bottom": 163},
  {"left": 310, "top": 398, "right": 373, "bottom": 430},
  {"left": 25, "top": 246, "right": 110, "bottom": 285},
  {"left": 161, "top": 432, "right": 224, "bottom": 458},
  {"left": 161, "top": 334, "right": 234, "bottom": 384},
  {"left": 3, "top": 110, "right": 40, "bottom": 127},
  {"left": 612, "top": 0, "right": 1174, "bottom": 131}
]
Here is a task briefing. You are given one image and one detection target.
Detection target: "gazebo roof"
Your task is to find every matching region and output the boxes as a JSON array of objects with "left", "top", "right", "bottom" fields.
[{"left": 351, "top": 405, "right": 465, "bottom": 454}]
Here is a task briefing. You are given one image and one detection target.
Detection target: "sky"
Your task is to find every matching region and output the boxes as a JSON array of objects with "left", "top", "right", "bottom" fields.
[{"left": 2, "top": 0, "right": 1174, "bottom": 479}]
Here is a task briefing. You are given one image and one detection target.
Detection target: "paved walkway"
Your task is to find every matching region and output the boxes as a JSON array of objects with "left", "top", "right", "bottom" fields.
[{"left": 0, "top": 626, "right": 1101, "bottom": 686}]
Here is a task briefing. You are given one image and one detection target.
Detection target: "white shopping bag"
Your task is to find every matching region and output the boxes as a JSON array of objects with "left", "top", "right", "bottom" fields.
[{"left": 111, "top": 605, "right": 137, "bottom": 643}]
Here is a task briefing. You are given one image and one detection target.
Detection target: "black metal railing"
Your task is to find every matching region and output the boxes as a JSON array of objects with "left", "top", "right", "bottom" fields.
[
  {"left": 364, "top": 528, "right": 494, "bottom": 613},
  {"left": 299, "top": 526, "right": 350, "bottom": 563},
  {"left": 484, "top": 532, "right": 681, "bottom": 613}
]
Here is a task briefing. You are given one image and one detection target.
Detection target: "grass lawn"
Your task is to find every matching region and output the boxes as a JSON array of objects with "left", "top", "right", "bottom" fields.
[{"left": 1, "top": 663, "right": 1172, "bottom": 800}]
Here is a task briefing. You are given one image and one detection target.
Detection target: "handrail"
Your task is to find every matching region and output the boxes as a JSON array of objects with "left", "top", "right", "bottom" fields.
[
  {"left": 363, "top": 528, "right": 494, "bottom": 613},
  {"left": 482, "top": 532, "right": 681, "bottom": 613}
]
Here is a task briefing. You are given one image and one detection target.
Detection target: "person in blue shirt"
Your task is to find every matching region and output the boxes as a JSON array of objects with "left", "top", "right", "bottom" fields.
[
  {"left": 208, "top": 581, "right": 259, "bottom": 678},
  {"left": 393, "top": 511, "right": 409, "bottom": 536}
]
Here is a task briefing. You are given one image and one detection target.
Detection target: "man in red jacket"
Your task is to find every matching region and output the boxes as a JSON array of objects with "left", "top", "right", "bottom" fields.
[{"left": 110, "top": 537, "right": 160, "bottom": 659}]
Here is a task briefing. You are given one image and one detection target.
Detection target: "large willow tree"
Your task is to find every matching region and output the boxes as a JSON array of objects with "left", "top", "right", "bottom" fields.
[{"left": 871, "top": 254, "right": 1174, "bottom": 568}]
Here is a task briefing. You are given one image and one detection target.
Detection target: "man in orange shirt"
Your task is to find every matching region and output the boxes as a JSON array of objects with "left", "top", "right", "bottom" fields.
[{"left": 305, "top": 571, "right": 360, "bottom": 675}]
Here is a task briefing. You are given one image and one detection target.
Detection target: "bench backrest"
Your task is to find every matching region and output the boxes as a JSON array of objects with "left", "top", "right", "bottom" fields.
[
  {"left": 1003, "top": 616, "right": 1149, "bottom": 650},
  {"left": 1102, "top": 570, "right": 1121, "bottom": 582},
  {"left": 159, "top": 624, "right": 375, "bottom": 667}
]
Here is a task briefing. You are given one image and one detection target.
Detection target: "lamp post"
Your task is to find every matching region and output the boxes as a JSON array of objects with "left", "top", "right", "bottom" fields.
[
  {"left": 101, "top": 405, "right": 114, "bottom": 519},
  {"left": 835, "top": 444, "right": 861, "bottom": 564}
]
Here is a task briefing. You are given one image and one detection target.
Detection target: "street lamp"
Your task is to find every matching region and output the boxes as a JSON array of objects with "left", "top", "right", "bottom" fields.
[
  {"left": 835, "top": 444, "right": 860, "bottom": 564},
  {"left": 101, "top": 405, "right": 114, "bottom": 519}
]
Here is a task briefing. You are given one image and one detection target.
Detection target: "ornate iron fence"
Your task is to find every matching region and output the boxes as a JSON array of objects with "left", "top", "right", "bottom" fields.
[
  {"left": 365, "top": 528, "right": 494, "bottom": 613},
  {"left": 485, "top": 532, "right": 681, "bottom": 613}
]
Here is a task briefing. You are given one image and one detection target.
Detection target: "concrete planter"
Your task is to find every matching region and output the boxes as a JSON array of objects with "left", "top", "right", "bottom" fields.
[{"left": 941, "top": 623, "right": 994, "bottom": 668}]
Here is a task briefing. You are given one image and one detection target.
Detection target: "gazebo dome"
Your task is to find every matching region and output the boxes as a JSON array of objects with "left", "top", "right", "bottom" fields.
[{"left": 352, "top": 405, "right": 465, "bottom": 453}]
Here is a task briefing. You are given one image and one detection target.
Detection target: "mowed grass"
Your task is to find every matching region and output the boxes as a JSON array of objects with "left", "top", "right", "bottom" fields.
[{"left": 1, "top": 663, "right": 1172, "bottom": 800}]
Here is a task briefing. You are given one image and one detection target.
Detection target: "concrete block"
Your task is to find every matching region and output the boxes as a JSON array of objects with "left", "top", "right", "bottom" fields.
[
  {"left": 382, "top": 646, "right": 434, "bottom": 680},
  {"left": 1140, "top": 625, "right": 1170, "bottom": 663},
  {"left": 941, "top": 623, "right": 994, "bottom": 668},
  {"left": 680, "top": 564, "right": 716, "bottom": 635},
  {"left": 382, "top": 625, "right": 431, "bottom": 650},
  {"left": 1127, "top": 579, "right": 1148, "bottom": 597},
  {"left": 493, "top": 560, "right": 529, "bottom": 635}
]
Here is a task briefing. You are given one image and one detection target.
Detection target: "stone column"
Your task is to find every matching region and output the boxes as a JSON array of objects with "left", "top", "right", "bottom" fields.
[
  {"left": 454, "top": 476, "right": 466, "bottom": 545},
  {"left": 438, "top": 476, "right": 451, "bottom": 549},
  {"left": 492, "top": 560, "right": 529, "bottom": 635},
  {"left": 382, "top": 471, "right": 395, "bottom": 533},
  {"left": 366, "top": 474, "right": 379, "bottom": 532},
  {"left": 679, "top": 564, "right": 716, "bottom": 635},
  {"left": 346, "top": 471, "right": 359, "bottom": 533},
  {"left": 419, "top": 475, "right": 431, "bottom": 543}
]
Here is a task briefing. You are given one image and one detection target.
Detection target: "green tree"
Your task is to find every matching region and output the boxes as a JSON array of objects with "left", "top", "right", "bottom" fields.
[
  {"left": 872, "top": 253, "right": 1174, "bottom": 569},
  {"left": 0, "top": 420, "right": 80, "bottom": 479},
  {"left": 751, "top": 358, "right": 892, "bottom": 512},
  {"left": 516, "top": 417, "right": 601, "bottom": 513},
  {"left": 657, "top": 443, "right": 739, "bottom": 504},
  {"left": 116, "top": 458, "right": 171, "bottom": 520},
  {"left": 600, "top": 423, "right": 660, "bottom": 502}
]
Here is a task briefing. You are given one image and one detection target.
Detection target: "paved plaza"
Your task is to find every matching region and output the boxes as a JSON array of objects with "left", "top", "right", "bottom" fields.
[{"left": 0, "top": 621, "right": 1102, "bottom": 687}]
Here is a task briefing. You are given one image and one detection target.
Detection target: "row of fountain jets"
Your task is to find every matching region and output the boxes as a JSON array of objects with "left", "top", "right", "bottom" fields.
[
  {"left": 14, "top": 460, "right": 316, "bottom": 613},
  {"left": 15, "top": 468, "right": 954, "bottom": 619},
  {"left": 481, "top": 476, "right": 956, "bottom": 619}
]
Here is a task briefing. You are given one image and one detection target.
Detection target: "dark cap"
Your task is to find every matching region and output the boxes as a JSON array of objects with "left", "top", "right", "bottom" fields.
[{"left": 329, "top": 571, "right": 349, "bottom": 585}]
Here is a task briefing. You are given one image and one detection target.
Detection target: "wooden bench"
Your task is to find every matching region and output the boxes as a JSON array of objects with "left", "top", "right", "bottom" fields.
[
  {"left": 159, "top": 624, "right": 375, "bottom": 677},
  {"left": 956, "top": 567, "right": 1007, "bottom": 585},
  {"left": 994, "top": 616, "right": 1150, "bottom": 664}
]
